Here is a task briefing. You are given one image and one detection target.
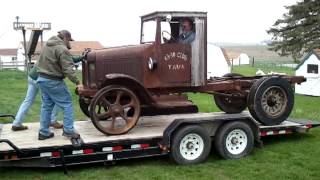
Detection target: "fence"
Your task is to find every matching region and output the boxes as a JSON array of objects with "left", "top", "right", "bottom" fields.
[
  {"left": 252, "top": 61, "right": 297, "bottom": 70},
  {"left": 0, "top": 60, "right": 25, "bottom": 70}
]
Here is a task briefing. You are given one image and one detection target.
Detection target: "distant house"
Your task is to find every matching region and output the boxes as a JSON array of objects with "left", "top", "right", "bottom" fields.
[
  {"left": 295, "top": 49, "right": 320, "bottom": 96},
  {"left": 0, "top": 49, "right": 21, "bottom": 70},
  {"left": 225, "top": 50, "right": 250, "bottom": 66},
  {"left": 17, "top": 41, "right": 104, "bottom": 64},
  {"left": 207, "top": 44, "right": 231, "bottom": 78}
]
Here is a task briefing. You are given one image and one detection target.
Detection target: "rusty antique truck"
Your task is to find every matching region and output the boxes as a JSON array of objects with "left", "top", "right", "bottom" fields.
[{"left": 76, "top": 11, "right": 305, "bottom": 135}]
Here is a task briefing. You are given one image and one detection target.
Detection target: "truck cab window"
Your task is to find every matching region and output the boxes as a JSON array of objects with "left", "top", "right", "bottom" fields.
[
  {"left": 141, "top": 20, "right": 156, "bottom": 43},
  {"left": 161, "top": 21, "right": 171, "bottom": 44}
]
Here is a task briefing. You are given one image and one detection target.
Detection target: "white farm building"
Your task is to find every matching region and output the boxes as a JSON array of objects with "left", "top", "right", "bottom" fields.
[
  {"left": 295, "top": 49, "right": 320, "bottom": 96},
  {"left": 207, "top": 44, "right": 231, "bottom": 78}
]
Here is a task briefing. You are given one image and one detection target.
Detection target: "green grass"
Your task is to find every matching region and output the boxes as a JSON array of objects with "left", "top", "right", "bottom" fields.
[
  {"left": 0, "top": 70, "right": 83, "bottom": 124},
  {"left": 232, "top": 65, "right": 295, "bottom": 76},
  {"left": 0, "top": 67, "right": 320, "bottom": 180}
]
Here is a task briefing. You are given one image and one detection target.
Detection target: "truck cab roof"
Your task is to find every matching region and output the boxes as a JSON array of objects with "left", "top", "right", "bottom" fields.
[{"left": 141, "top": 11, "right": 207, "bottom": 21}]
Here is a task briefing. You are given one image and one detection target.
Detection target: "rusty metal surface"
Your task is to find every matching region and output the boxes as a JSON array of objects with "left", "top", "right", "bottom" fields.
[
  {"left": 92, "top": 44, "right": 152, "bottom": 87},
  {"left": 75, "top": 11, "right": 308, "bottom": 135},
  {"left": 90, "top": 86, "right": 141, "bottom": 135},
  {"left": 140, "top": 94, "right": 198, "bottom": 115},
  {"left": 78, "top": 74, "right": 305, "bottom": 101},
  {"left": 159, "top": 44, "right": 191, "bottom": 84},
  {"left": 142, "top": 43, "right": 192, "bottom": 88}
]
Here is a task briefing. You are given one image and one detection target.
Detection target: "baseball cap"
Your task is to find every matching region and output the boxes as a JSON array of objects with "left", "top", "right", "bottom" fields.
[{"left": 58, "top": 30, "right": 74, "bottom": 41}]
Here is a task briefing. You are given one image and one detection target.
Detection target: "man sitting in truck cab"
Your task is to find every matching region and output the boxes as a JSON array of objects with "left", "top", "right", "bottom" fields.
[{"left": 177, "top": 18, "right": 195, "bottom": 44}]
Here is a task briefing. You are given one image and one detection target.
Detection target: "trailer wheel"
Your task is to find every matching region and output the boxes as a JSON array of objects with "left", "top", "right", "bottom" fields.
[
  {"left": 90, "top": 85, "right": 141, "bottom": 135},
  {"left": 170, "top": 125, "right": 211, "bottom": 164},
  {"left": 248, "top": 77, "right": 294, "bottom": 125},
  {"left": 215, "top": 121, "right": 254, "bottom": 159},
  {"left": 214, "top": 73, "right": 247, "bottom": 113},
  {"left": 79, "top": 97, "right": 91, "bottom": 118}
]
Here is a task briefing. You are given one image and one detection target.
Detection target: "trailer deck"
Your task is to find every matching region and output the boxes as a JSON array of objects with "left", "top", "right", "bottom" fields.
[
  {"left": 0, "top": 112, "right": 319, "bottom": 169},
  {"left": 0, "top": 112, "right": 231, "bottom": 151}
]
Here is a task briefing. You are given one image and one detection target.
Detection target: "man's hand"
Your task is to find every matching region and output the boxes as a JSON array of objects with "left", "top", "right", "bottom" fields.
[
  {"left": 82, "top": 48, "right": 91, "bottom": 59},
  {"left": 75, "top": 84, "right": 84, "bottom": 95},
  {"left": 77, "top": 84, "right": 84, "bottom": 91}
]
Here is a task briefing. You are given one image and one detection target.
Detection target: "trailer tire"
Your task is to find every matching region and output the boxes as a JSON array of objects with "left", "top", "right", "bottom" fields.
[
  {"left": 215, "top": 121, "right": 254, "bottom": 159},
  {"left": 170, "top": 125, "right": 211, "bottom": 164},
  {"left": 248, "top": 77, "right": 294, "bottom": 125}
]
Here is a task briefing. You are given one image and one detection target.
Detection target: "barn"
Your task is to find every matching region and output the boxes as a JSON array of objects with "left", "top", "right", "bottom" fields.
[
  {"left": 225, "top": 50, "right": 250, "bottom": 66},
  {"left": 295, "top": 49, "right": 320, "bottom": 96},
  {"left": 0, "top": 49, "right": 21, "bottom": 70},
  {"left": 207, "top": 43, "right": 231, "bottom": 78},
  {"left": 17, "top": 41, "right": 104, "bottom": 70}
]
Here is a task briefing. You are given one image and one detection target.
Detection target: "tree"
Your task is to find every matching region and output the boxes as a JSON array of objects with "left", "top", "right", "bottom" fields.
[{"left": 267, "top": 0, "right": 320, "bottom": 62}]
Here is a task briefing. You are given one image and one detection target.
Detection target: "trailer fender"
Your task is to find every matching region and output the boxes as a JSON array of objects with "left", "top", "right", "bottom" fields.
[{"left": 159, "top": 117, "right": 261, "bottom": 151}]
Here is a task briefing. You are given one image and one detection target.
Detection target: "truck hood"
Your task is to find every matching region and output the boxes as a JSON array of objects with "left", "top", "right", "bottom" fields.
[{"left": 87, "top": 44, "right": 153, "bottom": 61}]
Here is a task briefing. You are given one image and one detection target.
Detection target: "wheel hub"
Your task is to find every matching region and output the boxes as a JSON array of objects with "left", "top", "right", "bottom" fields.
[
  {"left": 267, "top": 96, "right": 277, "bottom": 106},
  {"left": 179, "top": 133, "right": 204, "bottom": 160},
  {"left": 186, "top": 142, "right": 194, "bottom": 150},
  {"left": 231, "top": 137, "right": 239, "bottom": 145},
  {"left": 110, "top": 104, "right": 123, "bottom": 115},
  {"left": 226, "top": 129, "right": 247, "bottom": 155},
  {"left": 261, "top": 86, "right": 287, "bottom": 117}
]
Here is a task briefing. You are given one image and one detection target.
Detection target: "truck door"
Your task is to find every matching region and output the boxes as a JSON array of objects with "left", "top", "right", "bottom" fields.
[{"left": 159, "top": 43, "right": 191, "bottom": 86}]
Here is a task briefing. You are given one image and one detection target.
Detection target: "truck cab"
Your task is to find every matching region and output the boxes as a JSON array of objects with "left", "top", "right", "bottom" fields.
[
  {"left": 77, "top": 11, "right": 306, "bottom": 136},
  {"left": 140, "top": 11, "right": 207, "bottom": 87},
  {"left": 81, "top": 11, "right": 207, "bottom": 96}
]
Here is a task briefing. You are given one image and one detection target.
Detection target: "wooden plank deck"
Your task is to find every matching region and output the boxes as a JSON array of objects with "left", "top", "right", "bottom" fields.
[
  {"left": 0, "top": 112, "right": 227, "bottom": 152},
  {"left": 0, "top": 111, "right": 300, "bottom": 152},
  {"left": 0, "top": 115, "right": 210, "bottom": 151}
]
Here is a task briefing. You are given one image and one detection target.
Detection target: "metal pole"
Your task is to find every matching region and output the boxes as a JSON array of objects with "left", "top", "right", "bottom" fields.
[
  {"left": 41, "top": 31, "right": 43, "bottom": 49},
  {"left": 252, "top": 57, "right": 255, "bottom": 67},
  {"left": 231, "top": 59, "right": 233, "bottom": 71},
  {"left": 22, "top": 28, "right": 28, "bottom": 74}
]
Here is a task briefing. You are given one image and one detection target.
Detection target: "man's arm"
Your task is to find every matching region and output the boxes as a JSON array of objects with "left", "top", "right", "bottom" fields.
[
  {"left": 59, "top": 50, "right": 80, "bottom": 85},
  {"left": 72, "top": 55, "right": 84, "bottom": 63}
]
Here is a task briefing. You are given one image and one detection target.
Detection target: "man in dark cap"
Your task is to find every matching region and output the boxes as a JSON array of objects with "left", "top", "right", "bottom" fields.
[{"left": 36, "top": 30, "right": 81, "bottom": 140}]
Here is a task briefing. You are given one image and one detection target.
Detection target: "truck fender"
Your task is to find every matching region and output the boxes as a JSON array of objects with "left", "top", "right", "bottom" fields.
[{"left": 103, "top": 73, "right": 154, "bottom": 105}]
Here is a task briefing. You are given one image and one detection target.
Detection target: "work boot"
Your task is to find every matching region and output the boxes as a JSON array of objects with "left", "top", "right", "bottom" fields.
[
  {"left": 62, "top": 130, "right": 80, "bottom": 139},
  {"left": 11, "top": 125, "right": 28, "bottom": 131},
  {"left": 38, "top": 132, "right": 54, "bottom": 140},
  {"left": 50, "top": 121, "right": 63, "bottom": 129}
]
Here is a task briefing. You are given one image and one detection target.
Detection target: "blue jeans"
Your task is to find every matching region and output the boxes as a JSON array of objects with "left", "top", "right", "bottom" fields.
[
  {"left": 37, "top": 76, "right": 75, "bottom": 136},
  {"left": 13, "top": 77, "right": 59, "bottom": 126}
]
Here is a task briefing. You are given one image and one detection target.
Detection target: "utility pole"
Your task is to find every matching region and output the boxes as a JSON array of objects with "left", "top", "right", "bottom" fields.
[
  {"left": 14, "top": 16, "right": 28, "bottom": 73},
  {"left": 13, "top": 17, "right": 51, "bottom": 73}
]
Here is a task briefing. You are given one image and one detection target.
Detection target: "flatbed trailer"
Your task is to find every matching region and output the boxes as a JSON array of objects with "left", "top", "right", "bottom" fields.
[{"left": 0, "top": 112, "right": 319, "bottom": 172}]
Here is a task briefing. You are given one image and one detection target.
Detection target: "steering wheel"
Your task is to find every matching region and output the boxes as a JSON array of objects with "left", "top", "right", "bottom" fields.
[{"left": 162, "top": 30, "right": 176, "bottom": 43}]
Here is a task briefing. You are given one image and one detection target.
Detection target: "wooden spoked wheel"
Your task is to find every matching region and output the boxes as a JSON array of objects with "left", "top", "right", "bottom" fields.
[{"left": 90, "top": 85, "right": 141, "bottom": 135}]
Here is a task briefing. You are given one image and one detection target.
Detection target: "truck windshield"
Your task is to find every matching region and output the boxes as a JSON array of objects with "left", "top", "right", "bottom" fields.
[
  {"left": 141, "top": 20, "right": 156, "bottom": 43},
  {"left": 141, "top": 20, "right": 171, "bottom": 44}
]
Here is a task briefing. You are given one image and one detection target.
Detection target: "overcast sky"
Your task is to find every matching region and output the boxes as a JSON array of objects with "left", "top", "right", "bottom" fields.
[{"left": 0, "top": 0, "right": 298, "bottom": 48}]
